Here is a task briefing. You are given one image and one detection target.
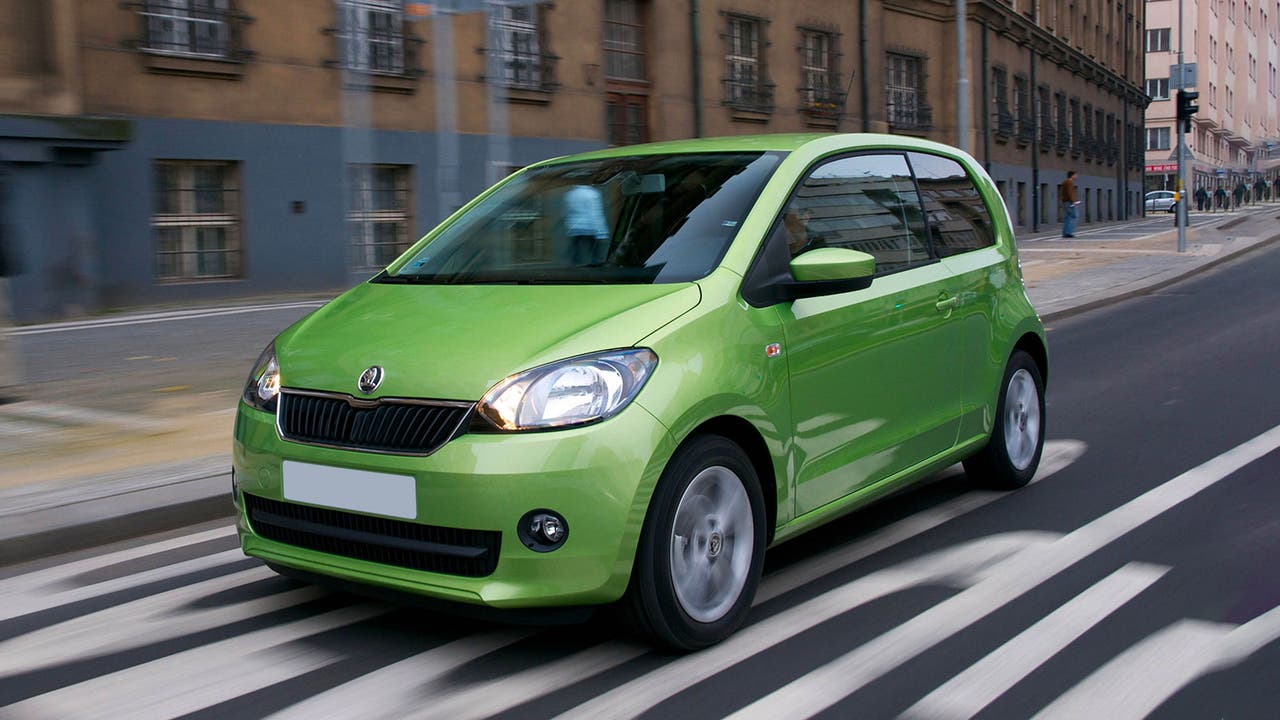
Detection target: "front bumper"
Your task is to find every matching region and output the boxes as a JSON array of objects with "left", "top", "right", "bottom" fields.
[{"left": 233, "top": 401, "right": 675, "bottom": 608}]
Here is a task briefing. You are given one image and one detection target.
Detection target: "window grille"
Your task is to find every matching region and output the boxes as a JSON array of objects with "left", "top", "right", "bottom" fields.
[
  {"left": 153, "top": 161, "right": 242, "bottom": 281},
  {"left": 349, "top": 165, "right": 413, "bottom": 270},
  {"left": 135, "top": 0, "right": 238, "bottom": 58},
  {"left": 725, "top": 15, "right": 771, "bottom": 109},
  {"left": 799, "top": 29, "right": 837, "bottom": 109},
  {"left": 604, "top": 0, "right": 645, "bottom": 81},
  {"left": 886, "top": 52, "right": 929, "bottom": 130},
  {"left": 493, "top": 5, "right": 548, "bottom": 89},
  {"left": 338, "top": 0, "right": 406, "bottom": 74}
]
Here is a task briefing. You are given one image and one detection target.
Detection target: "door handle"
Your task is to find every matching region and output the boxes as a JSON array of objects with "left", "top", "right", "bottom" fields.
[{"left": 935, "top": 296, "right": 960, "bottom": 313}]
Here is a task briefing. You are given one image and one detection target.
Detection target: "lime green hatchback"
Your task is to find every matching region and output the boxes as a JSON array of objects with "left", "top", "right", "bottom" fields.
[{"left": 234, "top": 133, "right": 1046, "bottom": 650}]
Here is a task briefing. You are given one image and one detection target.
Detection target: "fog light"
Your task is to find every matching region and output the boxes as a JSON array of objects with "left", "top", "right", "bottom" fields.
[{"left": 518, "top": 509, "right": 569, "bottom": 552}]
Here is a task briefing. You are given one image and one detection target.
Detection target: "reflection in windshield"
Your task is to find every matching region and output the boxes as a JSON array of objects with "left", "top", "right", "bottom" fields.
[{"left": 379, "top": 152, "right": 782, "bottom": 285}]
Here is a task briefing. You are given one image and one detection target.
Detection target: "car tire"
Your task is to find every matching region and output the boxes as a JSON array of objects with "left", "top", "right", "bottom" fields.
[
  {"left": 623, "top": 434, "right": 766, "bottom": 651},
  {"left": 963, "top": 350, "right": 1045, "bottom": 490},
  {"left": 1168, "top": 202, "right": 1178, "bottom": 214}
]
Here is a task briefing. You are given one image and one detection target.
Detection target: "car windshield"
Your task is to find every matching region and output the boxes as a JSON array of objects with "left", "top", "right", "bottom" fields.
[{"left": 377, "top": 152, "right": 782, "bottom": 285}]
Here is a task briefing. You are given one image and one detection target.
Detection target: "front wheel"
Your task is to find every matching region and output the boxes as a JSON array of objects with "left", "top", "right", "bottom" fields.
[
  {"left": 623, "top": 435, "right": 766, "bottom": 651},
  {"left": 963, "top": 350, "right": 1045, "bottom": 490}
]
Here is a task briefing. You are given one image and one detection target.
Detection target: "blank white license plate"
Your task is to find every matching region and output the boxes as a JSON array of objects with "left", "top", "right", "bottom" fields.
[{"left": 282, "top": 461, "right": 416, "bottom": 519}]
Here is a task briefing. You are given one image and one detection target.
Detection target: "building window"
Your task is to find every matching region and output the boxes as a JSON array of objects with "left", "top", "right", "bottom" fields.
[
  {"left": 798, "top": 28, "right": 839, "bottom": 111},
  {"left": 1146, "top": 127, "right": 1171, "bottom": 150},
  {"left": 992, "top": 67, "right": 1011, "bottom": 137},
  {"left": 724, "top": 14, "right": 771, "bottom": 110},
  {"left": 1070, "top": 98, "right": 1082, "bottom": 155},
  {"left": 1145, "top": 78, "right": 1170, "bottom": 100},
  {"left": 603, "top": 0, "right": 645, "bottom": 81},
  {"left": 349, "top": 165, "right": 412, "bottom": 270},
  {"left": 1054, "top": 92, "right": 1069, "bottom": 152},
  {"left": 492, "top": 4, "right": 553, "bottom": 90},
  {"left": 885, "top": 51, "right": 930, "bottom": 130},
  {"left": 1038, "top": 84, "right": 1054, "bottom": 149},
  {"left": 337, "top": 0, "right": 407, "bottom": 74},
  {"left": 134, "top": 0, "right": 242, "bottom": 58},
  {"left": 1145, "top": 28, "right": 1171, "bottom": 52},
  {"left": 153, "top": 161, "right": 241, "bottom": 281},
  {"left": 1014, "top": 74, "right": 1031, "bottom": 143},
  {"left": 1226, "top": 88, "right": 1234, "bottom": 114},
  {"left": 607, "top": 93, "right": 647, "bottom": 145}
]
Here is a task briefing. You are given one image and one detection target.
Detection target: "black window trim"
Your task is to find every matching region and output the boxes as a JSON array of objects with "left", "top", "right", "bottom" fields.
[{"left": 739, "top": 149, "right": 941, "bottom": 308}]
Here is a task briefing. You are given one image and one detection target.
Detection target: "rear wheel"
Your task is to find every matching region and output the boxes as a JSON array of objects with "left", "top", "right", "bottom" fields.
[
  {"left": 623, "top": 435, "right": 766, "bottom": 651},
  {"left": 963, "top": 350, "right": 1045, "bottom": 490}
]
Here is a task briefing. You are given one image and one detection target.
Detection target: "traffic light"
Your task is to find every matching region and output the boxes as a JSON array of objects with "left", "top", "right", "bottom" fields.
[{"left": 1176, "top": 90, "right": 1199, "bottom": 134}]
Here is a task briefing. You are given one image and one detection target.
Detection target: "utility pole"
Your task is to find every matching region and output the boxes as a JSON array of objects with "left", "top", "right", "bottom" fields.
[
  {"left": 957, "top": 0, "right": 969, "bottom": 152},
  {"left": 1175, "top": 0, "right": 1188, "bottom": 253}
]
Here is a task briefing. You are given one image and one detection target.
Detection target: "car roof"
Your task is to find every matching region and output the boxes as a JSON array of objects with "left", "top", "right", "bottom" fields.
[{"left": 542, "top": 133, "right": 975, "bottom": 164}]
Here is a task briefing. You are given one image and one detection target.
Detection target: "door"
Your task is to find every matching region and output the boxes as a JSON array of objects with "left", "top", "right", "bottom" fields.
[{"left": 778, "top": 153, "right": 965, "bottom": 516}]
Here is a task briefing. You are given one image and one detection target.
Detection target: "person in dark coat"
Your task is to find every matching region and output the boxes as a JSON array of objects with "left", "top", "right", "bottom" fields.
[
  {"left": 1194, "top": 187, "right": 1209, "bottom": 212},
  {"left": 1215, "top": 185, "right": 1229, "bottom": 211},
  {"left": 1233, "top": 181, "right": 1247, "bottom": 208},
  {"left": 1255, "top": 178, "right": 1267, "bottom": 203}
]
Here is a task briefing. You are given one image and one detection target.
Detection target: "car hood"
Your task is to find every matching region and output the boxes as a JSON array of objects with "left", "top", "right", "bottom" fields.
[{"left": 276, "top": 281, "right": 701, "bottom": 401}]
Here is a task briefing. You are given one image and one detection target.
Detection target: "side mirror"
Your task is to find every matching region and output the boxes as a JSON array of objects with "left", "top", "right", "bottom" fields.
[{"left": 789, "top": 248, "right": 875, "bottom": 283}]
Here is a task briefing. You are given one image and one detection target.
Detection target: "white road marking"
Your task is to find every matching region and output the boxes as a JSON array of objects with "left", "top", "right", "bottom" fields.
[
  {"left": 0, "top": 526, "right": 237, "bottom": 600},
  {"left": 266, "top": 630, "right": 536, "bottom": 720},
  {"left": 726, "top": 423, "right": 1280, "bottom": 720},
  {"left": 11, "top": 301, "right": 326, "bottom": 336},
  {"left": 413, "top": 642, "right": 652, "bottom": 720},
  {"left": 758, "top": 439, "right": 1085, "bottom": 604},
  {"left": 1034, "top": 604, "right": 1280, "bottom": 719},
  {"left": 5, "top": 604, "right": 384, "bottom": 719},
  {"left": 0, "top": 566, "right": 323, "bottom": 677},
  {"left": 901, "top": 562, "right": 1169, "bottom": 720},
  {"left": 0, "top": 548, "right": 247, "bottom": 622},
  {"left": 554, "top": 532, "right": 1061, "bottom": 720}
]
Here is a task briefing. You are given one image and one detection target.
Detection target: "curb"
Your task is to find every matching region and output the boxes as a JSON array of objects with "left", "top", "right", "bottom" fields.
[{"left": 1039, "top": 231, "right": 1280, "bottom": 323}]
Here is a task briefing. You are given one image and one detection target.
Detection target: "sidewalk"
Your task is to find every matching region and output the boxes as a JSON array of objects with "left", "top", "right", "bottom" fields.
[{"left": 3, "top": 203, "right": 1279, "bottom": 565}]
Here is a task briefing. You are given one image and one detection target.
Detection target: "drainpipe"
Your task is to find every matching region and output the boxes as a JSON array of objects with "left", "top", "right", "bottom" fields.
[
  {"left": 690, "top": 0, "right": 703, "bottom": 137},
  {"left": 981, "top": 22, "right": 990, "bottom": 169},
  {"left": 1121, "top": 0, "right": 1130, "bottom": 219},
  {"left": 860, "top": 0, "right": 869, "bottom": 131},
  {"left": 1031, "top": 47, "right": 1039, "bottom": 233}
]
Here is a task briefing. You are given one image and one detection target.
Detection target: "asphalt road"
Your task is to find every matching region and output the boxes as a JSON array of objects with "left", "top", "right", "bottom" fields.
[{"left": 2, "top": 244, "right": 1279, "bottom": 719}]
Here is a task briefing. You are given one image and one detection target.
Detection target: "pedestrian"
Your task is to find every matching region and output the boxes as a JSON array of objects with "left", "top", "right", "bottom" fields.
[
  {"left": 1254, "top": 178, "right": 1266, "bottom": 204},
  {"left": 1215, "top": 185, "right": 1228, "bottom": 211},
  {"left": 1233, "top": 181, "right": 1246, "bottom": 209},
  {"left": 1194, "top": 186, "right": 1208, "bottom": 212},
  {"left": 562, "top": 183, "right": 610, "bottom": 265},
  {"left": 1059, "top": 171, "right": 1079, "bottom": 237}
]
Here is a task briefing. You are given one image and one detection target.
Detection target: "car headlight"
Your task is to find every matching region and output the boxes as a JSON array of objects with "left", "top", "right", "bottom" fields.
[
  {"left": 242, "top": 343, "right": 281, "bottom": 413},
  {"left": 476, "top": 348, "right": 658, "bottom": 431}
]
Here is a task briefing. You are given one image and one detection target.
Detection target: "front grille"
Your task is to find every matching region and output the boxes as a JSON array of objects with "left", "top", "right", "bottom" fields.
[
  {"left": 278, "top": 389, "right": 471, "bottom": 455},
  {"left": 245, "top": 494, "right": 501, "bottom": 577}
]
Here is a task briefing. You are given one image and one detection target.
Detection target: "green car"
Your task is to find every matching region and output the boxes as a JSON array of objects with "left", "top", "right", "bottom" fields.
[{"left": 234, "top": 133, "right": 1046, "bottom": 650}]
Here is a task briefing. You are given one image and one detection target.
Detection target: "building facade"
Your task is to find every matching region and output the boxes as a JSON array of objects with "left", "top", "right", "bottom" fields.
[
  {"left": 1143, "top": 0, "right": 1280, "bottom": 194},
  {"left": 1, "top": 0, "right": 1145, "bottom": 321}
]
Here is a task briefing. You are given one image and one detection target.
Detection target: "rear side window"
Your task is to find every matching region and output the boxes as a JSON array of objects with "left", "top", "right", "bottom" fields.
[
  {"left": 907, "top": 152, "right": 996, "bottom": 257},
  {"left": 785, "top": 153, "right": 930, "bottom": 274}
]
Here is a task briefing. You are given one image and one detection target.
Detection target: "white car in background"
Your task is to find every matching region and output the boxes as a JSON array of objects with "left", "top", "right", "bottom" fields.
[{"left": 1145, "top": 190, "right": 1178, "bottom": 213}]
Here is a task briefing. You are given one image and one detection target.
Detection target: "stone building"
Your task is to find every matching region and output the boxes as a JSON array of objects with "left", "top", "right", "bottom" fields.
[
  {"left": 1, "top": 0, "right": 1145, "bottom": 321},
  {"left": 1143, "top": 0, "right": 1280, "bottom": 196}
]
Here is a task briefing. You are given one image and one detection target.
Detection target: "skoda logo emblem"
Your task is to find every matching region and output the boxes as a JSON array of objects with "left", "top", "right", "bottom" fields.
[{"left": 357, "top": 366, "right": 384, "bottom": 395}]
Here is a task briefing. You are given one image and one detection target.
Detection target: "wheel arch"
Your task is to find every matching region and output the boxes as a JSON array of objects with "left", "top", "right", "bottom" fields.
[
  {"left": 685, "top": 415, "right": 779, "bottom": 545},
  {"left": 1013, "top": 331, "right": 1049, "bottom": 386}
]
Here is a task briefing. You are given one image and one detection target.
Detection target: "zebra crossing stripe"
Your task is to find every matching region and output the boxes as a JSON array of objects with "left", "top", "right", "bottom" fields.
[
  {"left": 4, "top": 604, "right": 385, "bottom": 719},
  {"left": 901, "top": 562, "right": 1170, "bottom": 719},
  {"left": 726, "top": 423, "right": 1280, "bottom": 720},
  {"left": 1035, "top": 604, "right": 1280, "bottom": 718}
]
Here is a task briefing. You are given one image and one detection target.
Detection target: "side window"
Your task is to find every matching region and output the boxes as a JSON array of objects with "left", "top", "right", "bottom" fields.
[
  {"left": 907, "top": 152, "right": 997, "bottom": 257},
  {"left": 784, "top": 153, "right": 930, "bottom": 274}
]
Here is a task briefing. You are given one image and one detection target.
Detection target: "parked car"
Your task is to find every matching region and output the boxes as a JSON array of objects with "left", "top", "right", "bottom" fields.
[
  {"left": 234, "top": 134, "right": 1048, "bottom": 650},
  {"left": 1145, "top": 189, "right": 1178, "bottom": 213}
]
